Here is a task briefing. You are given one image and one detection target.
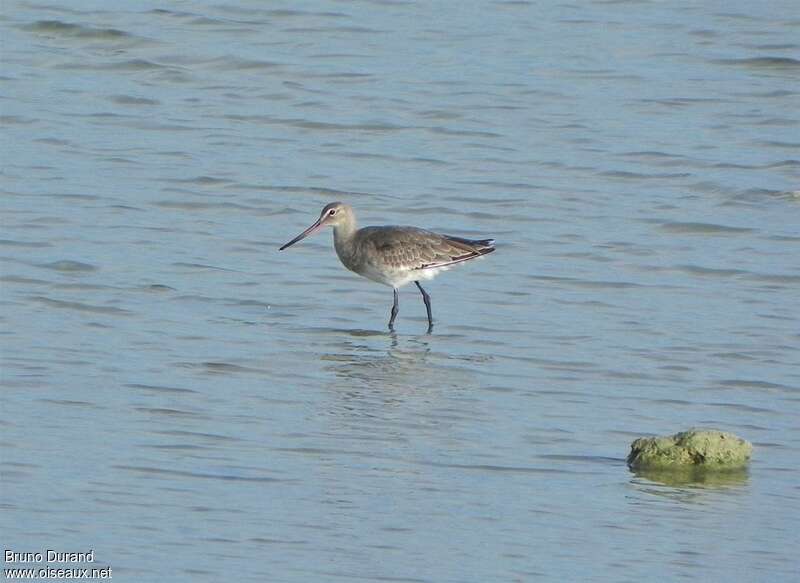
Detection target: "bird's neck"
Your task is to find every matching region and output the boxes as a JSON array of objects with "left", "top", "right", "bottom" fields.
[{"left": 332, "top": 214, "right": 358, "bottom": 257}]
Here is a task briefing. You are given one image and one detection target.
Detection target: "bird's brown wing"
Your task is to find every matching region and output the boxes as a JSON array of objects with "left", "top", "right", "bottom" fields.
[{"left": 359, "top": 227, "right": 494, "bottom": 272}]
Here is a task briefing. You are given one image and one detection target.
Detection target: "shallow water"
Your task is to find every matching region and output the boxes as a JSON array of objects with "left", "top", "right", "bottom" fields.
[{"left": 2, "top": 1, "right": 799, "bottom": 581}]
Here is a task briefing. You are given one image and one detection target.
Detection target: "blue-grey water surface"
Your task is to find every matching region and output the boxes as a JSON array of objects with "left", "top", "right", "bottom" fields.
[{"left": 2, "top": 1, "right": 799, "bottom": 581}]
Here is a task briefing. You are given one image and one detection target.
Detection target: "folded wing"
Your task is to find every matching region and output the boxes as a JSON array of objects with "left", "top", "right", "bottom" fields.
[{"left": 360, "top": 227, "right": 495, "bottom": 272}]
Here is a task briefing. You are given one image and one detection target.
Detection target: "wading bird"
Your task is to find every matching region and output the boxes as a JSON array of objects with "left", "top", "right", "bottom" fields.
[{"left": 279, "top": 202, "right": 495, "bottom": 332}]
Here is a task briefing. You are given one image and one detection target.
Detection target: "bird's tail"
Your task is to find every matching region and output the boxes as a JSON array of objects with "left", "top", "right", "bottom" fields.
[{"left": 444, "top": 235, "right": 496, "bottom": 253}]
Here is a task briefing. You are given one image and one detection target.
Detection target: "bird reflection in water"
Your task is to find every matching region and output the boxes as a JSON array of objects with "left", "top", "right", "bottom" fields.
[
  {"left": 316, "top": 330, "right": 480, "bottom": 432},
  {"left": 321, "top": 331, "right": 434, "bottom": 393}
]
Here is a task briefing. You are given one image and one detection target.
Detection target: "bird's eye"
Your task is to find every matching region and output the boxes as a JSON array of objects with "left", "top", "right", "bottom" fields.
[{"left": 328, "top": 209, "right": 336, "bottom": 216}]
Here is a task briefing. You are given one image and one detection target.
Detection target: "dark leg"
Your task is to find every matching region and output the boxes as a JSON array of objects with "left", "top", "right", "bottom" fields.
[
  {"left": 388, "top": 288, "right": 399, "bottom": 330},
  {"left": 415, "top": 281, "right": 433, "bottom": 331}
]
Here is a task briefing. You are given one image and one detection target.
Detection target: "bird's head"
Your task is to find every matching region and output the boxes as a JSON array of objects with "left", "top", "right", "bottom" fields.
[{"left": 279, "top": 202, "right": 352, "bottom": 250}]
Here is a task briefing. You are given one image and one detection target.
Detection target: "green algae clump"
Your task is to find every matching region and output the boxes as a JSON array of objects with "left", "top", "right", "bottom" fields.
[{"left": 627, "top": 429, "right": 752, "bottom": 470}]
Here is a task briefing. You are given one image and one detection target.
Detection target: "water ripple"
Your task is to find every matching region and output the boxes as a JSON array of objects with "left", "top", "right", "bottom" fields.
[
  {"left": 114, "top": 465, "right": 289, "bottom": 483},
  {"left": 30, "top": 296, "right": 132, "bottom": 316}
]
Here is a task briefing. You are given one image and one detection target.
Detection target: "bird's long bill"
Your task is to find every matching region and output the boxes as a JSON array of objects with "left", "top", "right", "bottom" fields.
[{"left": 279, "top": 218, "right": 324, "bottom": 250}]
